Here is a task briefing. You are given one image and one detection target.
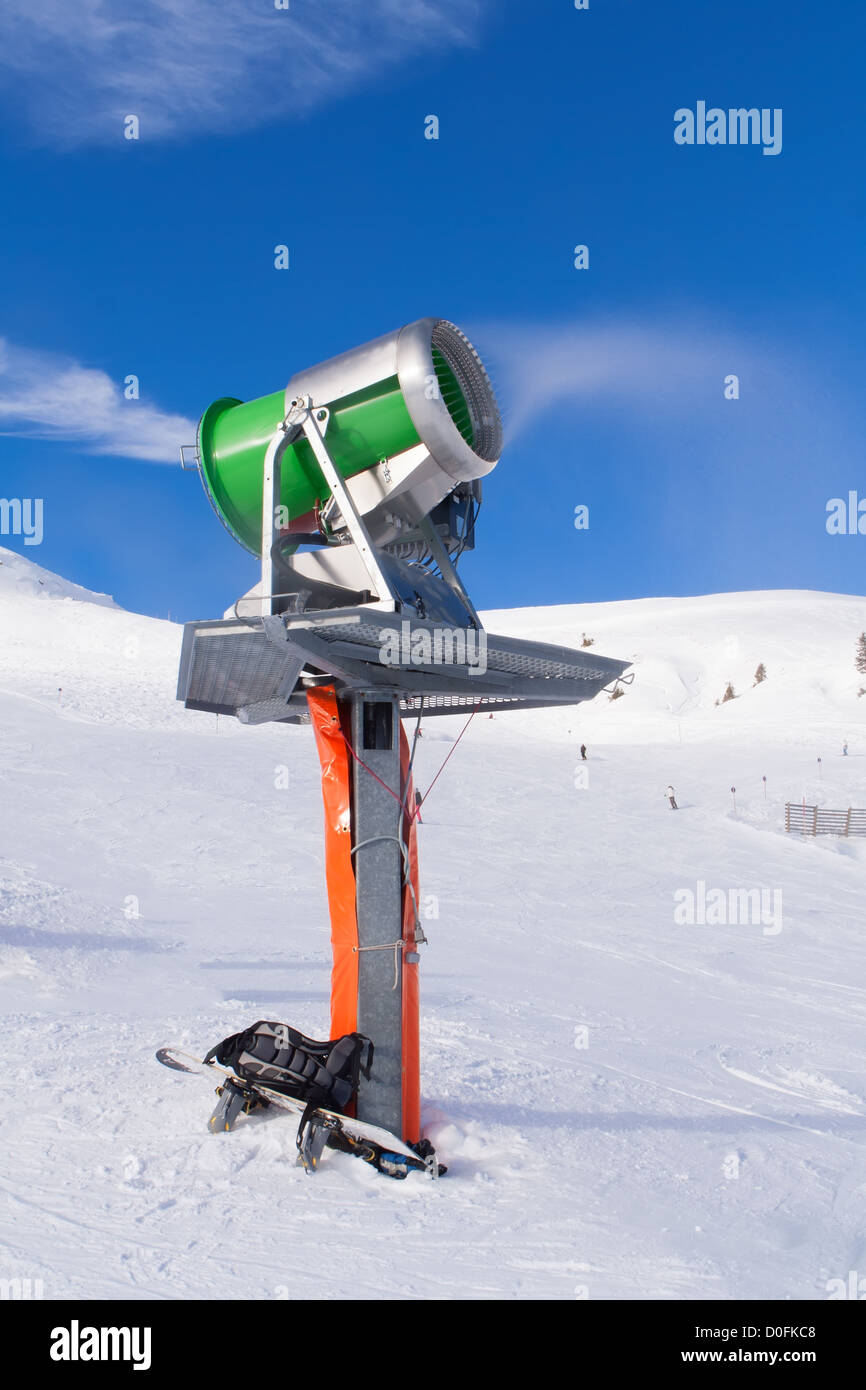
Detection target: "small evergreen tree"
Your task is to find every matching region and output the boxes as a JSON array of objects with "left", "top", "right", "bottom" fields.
[
  {"left": 856, "top": 633, "right": 866, "bottom": 676},
  {"left": 722, "top": 682, "right": 735, "bottom": 703},
  {"left": 754, "top": 663, "right": 767, "bottom": 685}
]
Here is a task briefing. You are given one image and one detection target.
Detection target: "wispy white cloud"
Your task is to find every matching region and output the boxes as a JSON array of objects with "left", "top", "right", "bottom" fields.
[
  {"left": 0, "top": 337, "right": 194, "bottom": 461},
  {"left": 473, "top": 318, "right": 763, "bottom": 444},
  {"left": 470, "top": 315, "right": 862, "bottom": 509},
  {"left": 0, "top": 0, "right": 482, "bottom": 146}
]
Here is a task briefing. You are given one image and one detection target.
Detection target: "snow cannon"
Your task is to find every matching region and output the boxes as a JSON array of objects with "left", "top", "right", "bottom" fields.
[
  {"left": 178, "top": 313, "right": 631, "bottom": 722},
  {"left": 191, "top": 318, "right": 502, "bottom": 579},
  {"left": 177, "top": 314, "right": 632, "bottom": 1149}
]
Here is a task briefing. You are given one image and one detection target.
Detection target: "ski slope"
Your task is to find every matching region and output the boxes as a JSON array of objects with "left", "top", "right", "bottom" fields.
[{"left": 1, "top": 543, "right": 865, "bottom": 1301}]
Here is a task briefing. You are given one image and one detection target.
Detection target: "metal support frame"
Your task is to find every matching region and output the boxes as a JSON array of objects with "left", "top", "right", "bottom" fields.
[
  {"left": 260, "top": 431, "right": 285, "bottom": 617},
  {"left": 260, "top": 397, "right": 398, "bottom": 618},
  {"left": 417, "top": 513, "right": 480, "bottom": 627}
]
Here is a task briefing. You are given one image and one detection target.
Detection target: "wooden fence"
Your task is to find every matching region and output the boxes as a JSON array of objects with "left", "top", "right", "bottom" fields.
[{"left": 785, "top": 803, "right": 866, "bottom": 836}]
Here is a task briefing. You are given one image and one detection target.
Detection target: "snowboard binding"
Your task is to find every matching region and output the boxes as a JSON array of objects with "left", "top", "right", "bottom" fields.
[
  {"left": 208, "top": 1077, "right": 271, "bottom": 1133},
  {"left": 295, "top": 1107, "right": 446, "bottom": 1180}
]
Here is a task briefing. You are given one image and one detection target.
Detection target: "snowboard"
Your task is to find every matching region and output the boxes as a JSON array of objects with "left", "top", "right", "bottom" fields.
[{"left": 156, "top": 1047, "right": 444, "bottom": 1180}]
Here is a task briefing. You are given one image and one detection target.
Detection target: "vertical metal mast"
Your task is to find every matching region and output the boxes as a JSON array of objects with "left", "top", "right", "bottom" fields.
[{"left": 346, "top": 691, "right": 407, "bottom": 1135}]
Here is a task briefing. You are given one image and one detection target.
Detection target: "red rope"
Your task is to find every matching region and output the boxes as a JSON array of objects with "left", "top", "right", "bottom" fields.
[
  {"left": 339, "top": 703, "right": 481, "bottom": 823},
  {"left": 415, "top": 704, "right": 481, "bottom": 818},
  {"left": 338, "top": 730, "right": 404, "bottom": 806}
]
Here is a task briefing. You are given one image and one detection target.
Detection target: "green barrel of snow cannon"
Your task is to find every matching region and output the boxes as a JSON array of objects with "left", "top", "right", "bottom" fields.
[{"left": 196, "top": 318, "right": 503, "bottom": 556}]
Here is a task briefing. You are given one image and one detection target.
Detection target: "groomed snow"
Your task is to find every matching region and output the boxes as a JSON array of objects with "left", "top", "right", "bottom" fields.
[{"left": 1, "top": 545, "right": 864, "bottom": 1301}]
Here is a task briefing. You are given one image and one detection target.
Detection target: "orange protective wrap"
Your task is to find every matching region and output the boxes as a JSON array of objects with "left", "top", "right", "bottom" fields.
[
  {"left": 307, "top": 687, "right": 359, "bottom": 1039},
  {"left": 307, "top": 686, "right": 421, "bottom": 1144}
]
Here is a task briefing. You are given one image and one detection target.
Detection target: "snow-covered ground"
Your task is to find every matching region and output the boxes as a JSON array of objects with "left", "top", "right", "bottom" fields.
[{"left": 1, "top": 543, "right": 864, "bottom": 1301}]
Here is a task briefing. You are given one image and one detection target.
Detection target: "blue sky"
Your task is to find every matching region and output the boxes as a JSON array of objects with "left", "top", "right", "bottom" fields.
[{"left": 0, "top": 0, "right": 864, "bottom": 620}]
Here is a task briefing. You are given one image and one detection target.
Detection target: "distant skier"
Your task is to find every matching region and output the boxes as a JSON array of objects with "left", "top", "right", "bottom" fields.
[
  {"left": 666, "top": 785, "right": 678, "bottom": 810},
  {"left": 843, "top": 741, "right": 848, "bottom": 756},
  {"left": 580, "top": 743, "right": 587, "bottom": 760}
]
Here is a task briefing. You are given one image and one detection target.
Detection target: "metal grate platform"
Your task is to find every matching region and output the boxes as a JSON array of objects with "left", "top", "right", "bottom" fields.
[{"left": 178, "top": 608, "right": 631, "bottom": 721}]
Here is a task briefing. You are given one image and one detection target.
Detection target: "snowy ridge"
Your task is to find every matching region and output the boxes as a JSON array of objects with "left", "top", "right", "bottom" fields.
[
  {"left": 0, "top": 544, "right": 119, "bottom": 607},
  {"left": 2, "top": 544, "right": 862, "bottom": 742},
  {"left": 0, "top": 545, "right": 204, "bottom": 732},
  {"left": 484, "top": 590, "right": 866, "bottom": 743},
  {"left": 0, "top": 549, "right": 865, "bottom": 1300}
]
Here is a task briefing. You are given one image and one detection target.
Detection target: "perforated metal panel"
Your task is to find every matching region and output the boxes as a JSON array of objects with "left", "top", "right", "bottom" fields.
[
  {"left": 399, "top": 693, "right": 521, "bottom": 712},
  {"left": 306, "top": 621, "right": 615, "bottom": 683},
  {"left": 179, "top": 623, "right": 301, "bottom": 715}
]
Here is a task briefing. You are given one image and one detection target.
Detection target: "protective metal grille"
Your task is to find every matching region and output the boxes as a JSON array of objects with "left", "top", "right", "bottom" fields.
[{"left": 432, "top": 320, "right": 502, "bottom": 463}]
